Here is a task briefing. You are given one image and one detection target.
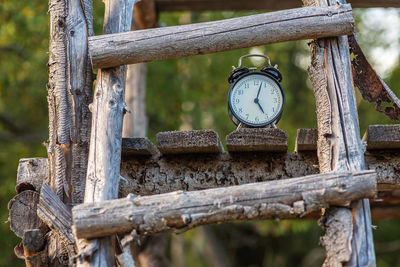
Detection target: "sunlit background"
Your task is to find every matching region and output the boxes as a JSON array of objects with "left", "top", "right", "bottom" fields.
[{"left": 0, "top": 2, "right": 399, "bottom": 266}]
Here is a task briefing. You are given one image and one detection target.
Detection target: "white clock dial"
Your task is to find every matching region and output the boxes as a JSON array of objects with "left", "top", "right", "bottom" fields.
[{"left": 229, "top": 73, "right": 283, "bottom": 126}]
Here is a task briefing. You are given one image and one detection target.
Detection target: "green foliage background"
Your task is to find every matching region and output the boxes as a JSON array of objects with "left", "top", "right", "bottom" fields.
[{"left": 0, "top": 3, "right": 399, "bottom": 267}]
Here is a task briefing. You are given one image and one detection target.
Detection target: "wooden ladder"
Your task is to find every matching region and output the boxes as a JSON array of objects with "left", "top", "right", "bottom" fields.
[{"left": 12, "top": 0, "right": 400, "bottom": 266}]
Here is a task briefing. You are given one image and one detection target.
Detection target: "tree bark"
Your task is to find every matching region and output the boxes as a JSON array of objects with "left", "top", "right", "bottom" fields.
[
  {"left": 77, "top": 1, "right": 135, "bottom": 266},
  {"left": 303, "top": 0, "right": 376, "bottom": 266},
  {"left": 72, "top": 170, "right": 376, "bottom": 239},
  {"left": 88, "top": 5, "right": 354, "bottom": 68}
]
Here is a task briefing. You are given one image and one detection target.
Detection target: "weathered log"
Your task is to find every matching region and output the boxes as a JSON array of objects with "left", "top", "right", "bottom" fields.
[
  {"left": 16, "top": 158, "right": 48, "bottom": 193},
  {"left": 47, "top": 0, "right": 93, "bottom": 205},
  {"left": 78, "top": 0, "right": 136, "bottom": 266},
  {"left": 157, "top": 130, "right": 223, "bottom": 154},
  {"left": 72, "top": 170, "right": 376, "bottom": 239},
  {"left": 37, "top": 185, "right": 75, "bottom": 251},
  {"left": 304, "top": 0, "right": 376, "bottom": 265},
  {"left": 154, "top": 0, "right": 400, "bottom": 11},
  {"left": 8, "top": 190, "right": 47, "bottom": 238},
  {"left": 226, "top": 128, "right": 288, "bottom": 152},
  {"left": 88, "top": 5, "right": 354, "bottom": 68},
  {"left": 363, "top": 124, "right": 400, "bottom": 150}
]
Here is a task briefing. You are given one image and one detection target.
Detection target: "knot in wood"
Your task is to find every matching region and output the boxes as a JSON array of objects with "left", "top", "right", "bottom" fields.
[{"left": 112, "top": 83, "right": 122, "bottom": 93}]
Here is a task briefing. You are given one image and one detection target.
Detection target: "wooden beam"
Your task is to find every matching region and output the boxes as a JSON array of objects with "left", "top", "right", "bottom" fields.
[
  {"left": 154, "top": 0, "right": 400, "bottom": 11},
  {"left": 77, "top": 0, "right": 136, "bottom": 266},
  {"left": 303, "top": 0, "right": 376, "bottom": 265},
  {"left": 16, "top": 158, "right": 48, "bottom": 193},
  {"left": 88, "top": 5, "right": 354, "bottom": 68},
  {"left": 37, "top": 184, "right": 76, "bottom": 255},
  {"left": 72, "top": 170, "right": 377, "bottom": 239}
]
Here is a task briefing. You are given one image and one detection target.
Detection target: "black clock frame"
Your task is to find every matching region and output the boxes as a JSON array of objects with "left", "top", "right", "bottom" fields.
[{"left": 228, "top": 71, "right": 285, "bottom": 128}]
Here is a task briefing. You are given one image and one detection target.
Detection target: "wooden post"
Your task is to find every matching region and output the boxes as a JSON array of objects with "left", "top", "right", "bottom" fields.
[
  {"left": 72, "top": 170, "right": 377, "bottom": 238},
  {"left": 46, "top": 0, "right": 93, "bottom": 264},
  {"left": 303, "top": 0, "right": 376, "bottom": 266},
  {"left": 88, "top": 5, "right": 354, "bottom": 68},
  {"left": 77, "top": 0, "right": 135, "bottom": 266}
]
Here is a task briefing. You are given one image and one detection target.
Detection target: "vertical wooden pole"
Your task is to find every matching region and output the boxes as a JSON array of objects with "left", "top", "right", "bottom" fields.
[
  {"left": 77, "top": 0, "right": 135, "bottom": 266},
  {"left": 47, "top": 0, "right": 93, "bottom": 264},
  {"left": 303, "top": 0, "right": 376, "bottom": 266}
]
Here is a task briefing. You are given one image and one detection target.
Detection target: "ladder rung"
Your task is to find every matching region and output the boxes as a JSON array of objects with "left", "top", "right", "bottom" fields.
[{"left": 89, "top": 5, "right": 354, "bottom": 68}]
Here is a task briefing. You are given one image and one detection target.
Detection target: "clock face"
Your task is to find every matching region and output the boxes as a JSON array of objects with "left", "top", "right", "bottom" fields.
[{"left": 229, "top": 72, "right": 284, "bottom": 127}]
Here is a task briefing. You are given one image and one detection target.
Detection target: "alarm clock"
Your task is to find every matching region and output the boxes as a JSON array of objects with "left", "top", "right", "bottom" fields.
[{"left": 228, "top": 54, "right": 285, "bottom": 128}]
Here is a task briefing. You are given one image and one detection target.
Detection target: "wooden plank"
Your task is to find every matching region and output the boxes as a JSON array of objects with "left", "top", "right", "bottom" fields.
[
  {"left": 88, "top": 5, "right": 354, "bottom": 68},
  {"left": 226, "top": 128, "right": 288, "bottom": 152},
  {"left": 303, "top": 0, "right": 376, "bottom": 265},
  {"left": 16, "top": 158, "right": 48, "bottom": 193},
  {"left": 72, "top": 170, "right": 377, "bottom": 239},
  {"left": 77, "top": 0, "right": 136, "bottom": 266},
  {"left": 154, "top": 0, "right": 400, "bottom": 11},
  {"left": 295, "top": 128, "right": 317, "bottom": 152},
  {"left": 37, "top": 185, "right": 76, "bottom": 250},
  {"left": 122, "top": 137, "right": 158, "bottom": 156},
  {"left": 363, "top": 124, "right": 400, "bottom": 150},
  {"left": 157, "top": 130, "right": 223, "bottom": 154}
]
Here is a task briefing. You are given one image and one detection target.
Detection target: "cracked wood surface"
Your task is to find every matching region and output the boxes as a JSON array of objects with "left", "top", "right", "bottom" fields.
[
  {"left": 88, "top": 5, "right": 354, "bottom": 68},
  {"left": 72, "top": 170, "right": 377, "bottom": 239},
  {"left": 304, "top": 0, "right": 376, "bottom": 266}
]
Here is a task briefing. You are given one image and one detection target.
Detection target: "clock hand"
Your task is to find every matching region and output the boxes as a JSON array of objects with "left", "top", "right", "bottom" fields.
[
  {"left": 257, "top": 102, "right": 265, "bottom": 114},
  {"left": 256, "top": 82, "right": 262, "bottom": 99}
]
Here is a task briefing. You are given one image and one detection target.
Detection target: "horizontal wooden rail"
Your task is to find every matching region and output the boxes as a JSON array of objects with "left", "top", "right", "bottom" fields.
[
  {"left": 154, "top": 0, "right": 400, "bottom": 11},
  {"left": 89, "top": 5, "right": 354, "bottom": 68},
  {"left": 72, "top": 170, "right": 376, "bottom": 239}
]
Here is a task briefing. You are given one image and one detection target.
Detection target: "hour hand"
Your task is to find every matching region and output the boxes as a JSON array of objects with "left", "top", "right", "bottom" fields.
[
  {"left": 254, "top": 98, "right": 265, "bottom": 113},
  {"left": 257, "top": 102, "right": 265, "bottom": 114}
]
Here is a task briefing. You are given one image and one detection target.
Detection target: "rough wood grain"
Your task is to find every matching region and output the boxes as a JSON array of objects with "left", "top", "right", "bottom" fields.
[
  {"left": 37, "top": 184, "right": 75, "bottom": 251},
  {"left": 226, "top": 128, "right": 288, "bottom": 152},
  {"left": 122, "top": 137, "right": 158, "bottom": 156},
  {"left": 154, "top": 0, "right": 400, "bottom": 11},
  {"left": 295, "top": 128, "right": 318, "bottom": 152},
  {"left": 304, "top": 0, "right": 376, "bottom": 266},
  {"left": 363, "top": 124, "right": 400, "bottom": 150},
  {"left": 72, "top": 170, "right": 377, "bottom": 239},
  {"left": 47, "top": 0, "right": 93, "bottom": 205},
  {"left": 8, "top": 190, "right": 47, "bottom": 238},
  {"left": 88, "top": 5, "right": 354, "bottom": 68},
  {"left": 16, "top": 158, "right": 48, "bottom": 193},
  {"left": 79, "top": 0, "right": 136, "bottom": 266},
  {"left": 157, "top": 130, "right": 223, "bottom": 154}
]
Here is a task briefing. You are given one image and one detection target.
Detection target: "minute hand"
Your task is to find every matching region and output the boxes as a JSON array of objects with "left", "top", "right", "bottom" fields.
[{"left": 256, "top": 82, "right": 262, "bottom": 99}]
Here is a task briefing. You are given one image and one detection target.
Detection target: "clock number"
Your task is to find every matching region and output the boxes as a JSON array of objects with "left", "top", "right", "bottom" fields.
[
  {"left": 244, "top": 83, "right": 249, "bottom": 89},
  {"left": 238, "top": 89, "right": 243, "bottom": 95},
  {"left": 238, "top": 108, "right": 243, "bottom": 113},
  {"left": 235, "top": 99, "right": 240, "bottom": 104},
  {"left": 255, "top": 116, "right": 259, "bottom": 122},
  {"left": 272, "top": 107, "right": 275, "bottom": 112},
  {"left": 246, "top": 114, "right": 249, "bottom": 119},
  {"left": 254, "top": 80, "right": 259, "bottom": 86},
  {"left": 273, "top": 98, "right": 277, "bottom": 103}
]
